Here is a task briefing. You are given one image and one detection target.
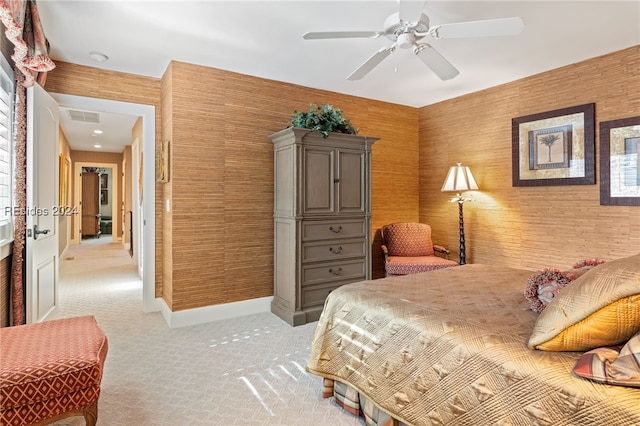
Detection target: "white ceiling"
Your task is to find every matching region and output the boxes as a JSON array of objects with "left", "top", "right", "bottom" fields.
[
  {"left": 38, "top": 1, "right": 640, "bottom": 153},
  {"left": 57, "top": 106, "right": 139, "bottom": 153}
]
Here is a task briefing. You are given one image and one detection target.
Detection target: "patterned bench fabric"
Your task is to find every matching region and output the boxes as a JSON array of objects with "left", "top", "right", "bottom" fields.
[
  {"left": 1, "top": 387, "right": 100, "bottom": 426},
  {"left": 0, "top": 316, "right": 108, "bottom": 425}
]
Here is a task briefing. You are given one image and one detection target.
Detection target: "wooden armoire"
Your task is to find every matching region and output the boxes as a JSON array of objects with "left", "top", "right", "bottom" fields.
[
  {"left": 270, "top": 127, "right": 378, "bottom": 326},
  {"left": 81, "top": 171, "right": 101, "bottom": 238}
]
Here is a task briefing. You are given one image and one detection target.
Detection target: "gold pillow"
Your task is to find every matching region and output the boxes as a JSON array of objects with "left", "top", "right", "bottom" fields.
[{"left": 528, "top": 252, "right": 640, "bottom": 351}]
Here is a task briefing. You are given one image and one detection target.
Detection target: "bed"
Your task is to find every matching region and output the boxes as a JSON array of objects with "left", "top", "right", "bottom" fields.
[{"left": 306, "top": 258, "right": 640, "bottom": 426}]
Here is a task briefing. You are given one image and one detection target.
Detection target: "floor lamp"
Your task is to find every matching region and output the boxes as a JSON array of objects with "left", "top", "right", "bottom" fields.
[{"left": 441, "top": 163, "right": 478, "bottom": 265}]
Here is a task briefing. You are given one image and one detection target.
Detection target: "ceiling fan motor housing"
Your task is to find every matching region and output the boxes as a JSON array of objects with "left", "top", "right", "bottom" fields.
[{"left": 384, "top": 12, "right": 430, "bottom": 46}]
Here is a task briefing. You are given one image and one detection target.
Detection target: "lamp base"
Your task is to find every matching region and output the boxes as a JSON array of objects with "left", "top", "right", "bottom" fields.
[{"left": 458, "top": 200, "right": 466, "bottom": 265}]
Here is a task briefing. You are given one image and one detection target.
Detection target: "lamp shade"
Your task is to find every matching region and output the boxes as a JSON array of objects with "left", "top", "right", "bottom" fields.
[{"left": 441, "top": 163, "right": 478, "bottom": 192}]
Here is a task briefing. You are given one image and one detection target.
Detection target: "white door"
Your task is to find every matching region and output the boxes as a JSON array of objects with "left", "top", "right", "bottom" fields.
[{"left": 25, "top": 84, "right": 59, "bottom": 323}]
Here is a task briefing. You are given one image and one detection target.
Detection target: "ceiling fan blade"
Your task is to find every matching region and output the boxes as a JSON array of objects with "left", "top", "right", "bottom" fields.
[
  {"left": 347, "top": 45, "right": 395, "bottom": 80},
  {"left": 399, "top": 0, "right": 427, "bottom": 23},
  {"left": 303, "top": 31, "right": 382, "bottom": 40},
  {"left": 415, "top": 44, "right": 460, "bottom": 81},
  {"left": 429, "top": 17, "right": 525, "bottom": 39}
]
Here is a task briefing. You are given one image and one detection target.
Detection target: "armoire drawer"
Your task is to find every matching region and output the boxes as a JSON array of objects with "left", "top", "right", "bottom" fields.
[
  {"left": 302, "top": 219, "right": 366, "bottom": 241},
  {"left": 302, "top": 283, "right": 341, "bottom": 309},
  {"left": 301, "top": 239, "right": 366, "bottom": 263},
  {"left": 302, "top": 258, "right": 366, "bottom": 287}
]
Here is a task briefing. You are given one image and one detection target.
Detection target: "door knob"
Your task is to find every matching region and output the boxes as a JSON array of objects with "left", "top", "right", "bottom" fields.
[{"left": 33, "top": 224, "right": 51, "bottom": 240}]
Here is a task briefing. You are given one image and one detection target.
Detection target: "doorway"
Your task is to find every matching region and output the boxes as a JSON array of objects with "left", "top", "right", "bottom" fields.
[
  {"left": 51, "top": 93, "right": 158, "bottom": 313},
  {"left": 75, "top": 163, "right": 119, "bottom": 243}
]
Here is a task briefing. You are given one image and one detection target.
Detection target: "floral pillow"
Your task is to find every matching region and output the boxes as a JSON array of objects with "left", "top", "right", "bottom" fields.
[
  {"left": 569, "top": 258, "right": 606, "bottom": 279},
  {"left": 524, "top": 258, "right": 605, "bottom": 313},
  {"left": 524, "top": 269, "right": 572, "bottom": 313}
]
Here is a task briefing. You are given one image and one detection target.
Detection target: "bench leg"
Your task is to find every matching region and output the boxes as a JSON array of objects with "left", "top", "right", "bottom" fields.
[
  {"left": 34, "top": 400, "right": 99, "bottom": 426},
  {"left": 83, "top": 400, "right": 98, "bottom": 426}
]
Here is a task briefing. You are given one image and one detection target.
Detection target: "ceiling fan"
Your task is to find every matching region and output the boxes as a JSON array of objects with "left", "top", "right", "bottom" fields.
[{"left": 302, "top": 0, "right": 525, "bottom": 81}]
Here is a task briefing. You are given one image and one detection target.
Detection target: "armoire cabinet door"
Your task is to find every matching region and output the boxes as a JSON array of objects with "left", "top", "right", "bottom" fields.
[
  {"left": 336, "top": 149, "right": 365, "bottom": 214},
  {"left": 302, "top": 146, "right": 365, "bottom": 216},
  {"left": 303, "top": 146, "right": 334, "bottom": 215}
]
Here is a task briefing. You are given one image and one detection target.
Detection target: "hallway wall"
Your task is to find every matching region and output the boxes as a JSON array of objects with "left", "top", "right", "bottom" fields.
[{"left": 58, "top": 128, "right": 72, "bottom": 256}]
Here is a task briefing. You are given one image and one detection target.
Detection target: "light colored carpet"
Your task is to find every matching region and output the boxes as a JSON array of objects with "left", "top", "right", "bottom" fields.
[{"left": 48, "top": 237, "right": 362, "bottom": 425}]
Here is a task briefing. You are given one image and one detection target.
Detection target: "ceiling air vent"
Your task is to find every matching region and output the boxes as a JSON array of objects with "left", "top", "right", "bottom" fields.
[{"left": 67, "top": 109, "right": 100, "bottom": 123}]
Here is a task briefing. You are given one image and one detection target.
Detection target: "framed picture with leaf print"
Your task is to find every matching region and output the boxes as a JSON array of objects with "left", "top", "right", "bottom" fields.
[
  {"left": 512, "top": 103, "right": 595, "bottom": 187},
  {"left": 600, "top": 115, "right": 640, "bottom": 206}
]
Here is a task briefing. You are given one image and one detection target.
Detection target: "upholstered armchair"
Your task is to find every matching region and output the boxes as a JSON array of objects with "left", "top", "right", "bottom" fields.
[{"left": 381, "top": 222, "right": 458, "bottom": 277}]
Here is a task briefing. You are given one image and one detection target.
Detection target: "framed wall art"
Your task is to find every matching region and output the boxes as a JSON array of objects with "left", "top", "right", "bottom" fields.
[
  {"left": 155, "top": 140, "right": 170, "bottom": 183},
  {"left": 512, "top": 103, "right": 595, "bottom": 186},
  {"left": 58, "top": 154, "right": 70, "bottom": 206},
  {"left": 600, "top": 115, "right": 640, "bottom": 206}
]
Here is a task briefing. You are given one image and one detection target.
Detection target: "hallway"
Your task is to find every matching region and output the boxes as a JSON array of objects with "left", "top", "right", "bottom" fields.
[{"left": 50, "top": 236, "right": 142, "bottom": 321}]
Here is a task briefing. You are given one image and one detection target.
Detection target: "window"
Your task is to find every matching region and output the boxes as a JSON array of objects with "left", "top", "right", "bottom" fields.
[{"left": 0, "top": 55, "right": 14, "bottom": 245}]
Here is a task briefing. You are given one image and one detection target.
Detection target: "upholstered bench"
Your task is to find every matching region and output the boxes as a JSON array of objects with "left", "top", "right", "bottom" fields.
[{"left": 0, "top": 316, "right": 108, "bottom": 425}]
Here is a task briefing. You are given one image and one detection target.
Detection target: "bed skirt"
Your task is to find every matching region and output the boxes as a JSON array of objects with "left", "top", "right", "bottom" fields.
[{"left": 324, "top": 378, "right": 408, "bottom": 426}]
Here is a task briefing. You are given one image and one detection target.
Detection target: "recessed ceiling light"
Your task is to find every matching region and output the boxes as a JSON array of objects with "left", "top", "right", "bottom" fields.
[
  {"left": 89, "top": 51, "right": 109, "bottom": 63},
  {"left": 93, "top": 129, "right": 103, "bottom": 135},
  {"left": 94, "top": 144, "right": 102, "bottom": 148}
]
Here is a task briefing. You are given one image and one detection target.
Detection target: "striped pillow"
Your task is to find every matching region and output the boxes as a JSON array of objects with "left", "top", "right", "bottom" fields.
[{"left": 573, "top": 331, "right": 640, "bottom": 388}]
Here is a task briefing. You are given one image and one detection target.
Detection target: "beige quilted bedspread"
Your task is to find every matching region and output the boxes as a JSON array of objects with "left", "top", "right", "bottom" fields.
[{"left": 306, "top": 264, "right": 640, "bottom": 426}]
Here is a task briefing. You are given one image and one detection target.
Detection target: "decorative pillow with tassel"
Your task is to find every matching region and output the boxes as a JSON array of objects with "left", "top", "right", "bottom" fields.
[{"left": 524, "top": 258, "right": 606, "bottom": 314}]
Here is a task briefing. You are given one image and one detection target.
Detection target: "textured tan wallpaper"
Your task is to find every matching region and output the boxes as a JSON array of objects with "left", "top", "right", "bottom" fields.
[
  {"left": 43, "top": 46, "right": 638, "bottom": 313},
  {"left": 160, "top": 61, "right": 418, "bottom": 310},
  {"left": 419, "top": 45, "right": 640, "bottom": 270}
]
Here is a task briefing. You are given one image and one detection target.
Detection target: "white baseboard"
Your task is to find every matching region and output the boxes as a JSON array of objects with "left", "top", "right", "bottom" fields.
[{"left": 158, "top": 296, "right": 273, "bottom": 328}]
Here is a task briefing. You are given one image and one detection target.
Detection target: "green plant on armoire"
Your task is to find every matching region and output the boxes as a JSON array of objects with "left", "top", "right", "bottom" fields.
[{"left": 287, "top": 104, "right": 358, "bottom": 138}]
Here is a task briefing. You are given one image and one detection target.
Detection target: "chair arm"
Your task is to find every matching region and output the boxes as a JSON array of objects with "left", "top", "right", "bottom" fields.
[
  {"left": 381, "top": 244, "right": 389, "bottom": 262},
  {"left": 433, "top": 245, "right": 450, "bottom": 260}
]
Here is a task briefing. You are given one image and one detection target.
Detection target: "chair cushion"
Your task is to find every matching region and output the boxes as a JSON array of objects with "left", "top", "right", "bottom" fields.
[
  {"left": 386, "top": 256, "right": 458, "bottom": 275},
  {"left": 0, "top": 315, "right": 108, "bottom": 423},
  {"left": 383, "top": 223, "right": 435, "bottom": 257}
]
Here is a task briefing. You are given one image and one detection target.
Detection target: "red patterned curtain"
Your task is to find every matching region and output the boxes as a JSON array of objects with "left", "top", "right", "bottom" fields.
[
  {"left": 0, "top": 0, "right": 55, "bottom": 325},
  {"left": 11, "top": 72, "right": 26, "bottom": 325},
  {"left": 0, "top": 0, "right": 55, "bottom": 86}
]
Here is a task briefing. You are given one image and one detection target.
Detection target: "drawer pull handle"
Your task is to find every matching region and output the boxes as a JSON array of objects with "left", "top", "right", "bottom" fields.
[
  {"left": 329, "top": 267, "right": 343, "bottom": 275},
  {"left": 329, "top": 226, "right": 342, "bottom": 233},
  {"left": 329, "top": 246, "right": 343, "bottom": 254}
]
